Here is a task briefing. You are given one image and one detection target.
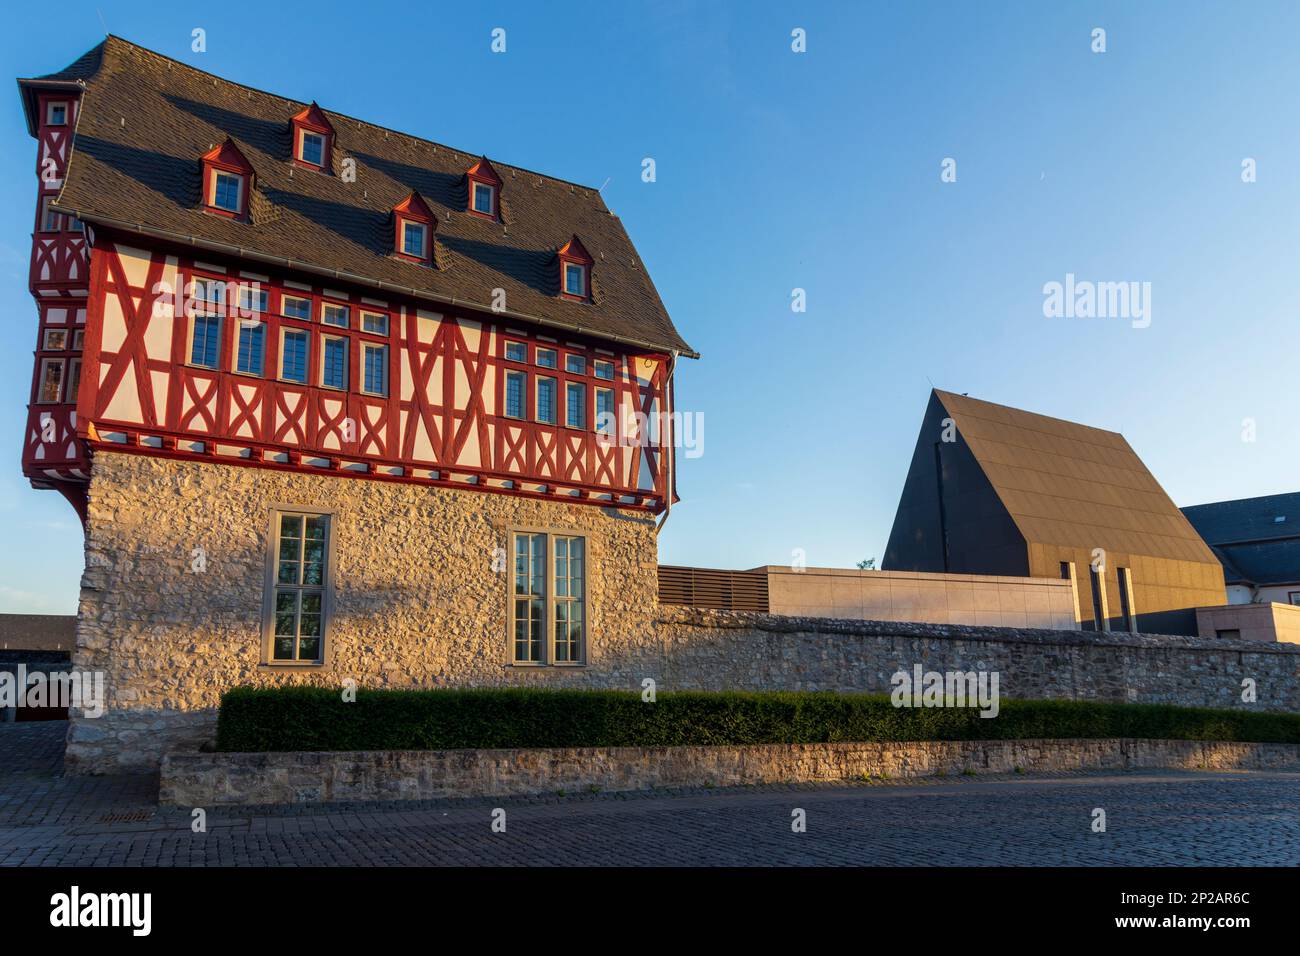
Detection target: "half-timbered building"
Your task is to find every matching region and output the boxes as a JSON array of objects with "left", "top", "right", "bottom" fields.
[{"left": 17, "top": 37, "right": 695, "bottom": 770}]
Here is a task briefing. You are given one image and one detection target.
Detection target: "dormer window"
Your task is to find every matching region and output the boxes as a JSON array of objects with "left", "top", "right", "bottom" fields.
[
  {"left": 557, "top": 235, "right": 594, "bottom": 302},
  {"left": 289, "top": 102, "right": 335, "bottom": 172},
  {"left": 466, "top": 157, "right": 502, "bottom": 220},
  {"left": 564, "top": 263, "right": 587, "bottom": 297},
  {"left": 402, "top": 221, "right": 427, "bottom": 258},
  {"left": 200, "top": 139, "right": 254, "bottom": 221},
  {"left": 46, "top": 102, "right": 67, "bottom": 126},
  {"left": 392, "top": 191, "right": 435, "bottom": 265},
  {"left": 212, "top": 172, "right": 243, "bottom": 213}
]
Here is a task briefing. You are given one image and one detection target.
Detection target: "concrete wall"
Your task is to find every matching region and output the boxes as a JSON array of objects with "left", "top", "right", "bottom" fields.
[
  {"left": 764, "top": 567, "right": 1076, "bottom": 629},
  {"left": 1196, "top": 602, "right": 1300, "bottom": 644},
  {"left": 161, "top": 738, "right": 1300, "bottom": 806}
]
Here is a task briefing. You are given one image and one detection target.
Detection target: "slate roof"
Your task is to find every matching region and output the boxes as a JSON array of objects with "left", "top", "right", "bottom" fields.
[
  {"left": 934, "top": 390, "right": 1220, "bottom": 564},
  {"left": 19, "top": 37, "right": 695, "bottom": 357},
  {"left": 1181, "top": 493, "right": 1300, "bottom": 586}
]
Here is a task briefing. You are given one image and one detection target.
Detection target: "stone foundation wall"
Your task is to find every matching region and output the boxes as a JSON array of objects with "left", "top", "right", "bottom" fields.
[
  {"left": 69, "top": 452, "right": 1300, "bottom": 774},
  {"left": 160, "top": 738, "right": 1300, "bottom": 806}
]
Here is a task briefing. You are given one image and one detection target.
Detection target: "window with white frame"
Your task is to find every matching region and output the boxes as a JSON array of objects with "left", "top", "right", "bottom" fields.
[
  {"left": 267, "top": 511, "right": 331, "bottom": 664},
  {"left": 564, "top": 262, "right": 586, "bottom": 297},
  {"left": 67, "top": 217, "right": 83, "bottom": 233},
  {"left": 505, "top": 341, "right": 526, "bottom": 363},
  {"left": 594, "top": 359, "right": 615, "bottom": 381},
  {"left": 282, "top": 295, "right": 311, "bottom": 320},
  {"left": 321, "top": 335, "right": 348, "bottom": 390},
  {"left": 472, "top": 181, "right": 495, "bottom": 216},
  {"left": 281, "top": 328, "right": 309, "bottom": 383},
  {"left": 39, "top": 197, "right": 60, "bottom": 233},
  {"left": 505, "top": 369, "right": 526, "bottom": 419},
  {"left": 360, "top": 311, "right": 388, "bottom": 335},
  {"left": 299, "top": 130, "right": 325, "bottom": 167},
  {"left": 322, "top": 303, "right": 349, "bottom": 328},
  {"left": 238, "top": 285, "right": 268, "bottom": 316},
  {"left": 536, "top": 376, "right": 557, "bottom": 424},
  {"left": 510, "top": 531, "right": 587, "bottom": 665},
  {"left": 401, "top": 220, "right": 427, "bottom": 258},
  {"left": 234, "top": 319, "right": 266, "bottom": 376},
  {"left": 189, "top": 286, "right": 223, "bottom": 369},
  {"left": 536, "top": 347, "right": 557, "bottom": 369},
  {"left": 211, "top": 171, "right": 243, "bottom": 213},
  {"left": 361, "top": 342, "right": 388, "bottom": 396},
  {"left": 46, "top": 102, "right": 67, "bottom": 126},
  {"left": 565, "top": 354, "right": 585, "bottom": 374},
  {"left": 43, "top": 328, "right": 69, "bottom": 351}
]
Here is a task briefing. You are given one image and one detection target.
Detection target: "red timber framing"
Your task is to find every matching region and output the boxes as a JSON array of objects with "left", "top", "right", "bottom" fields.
[
  {"left": 21, "top": 88, "right": 91, "bottom": 503},
  {"left": 466, "top": 157, "right": 502, "bottom": 220},
  {"left": 200, "top": 139, "right": 254, "bottom": 220},
  {"left": 76, "top": 234, "right": 675, "bottom": 513},
  {"left": 289, "top": 102, "right": 335, "bottom": 173}
]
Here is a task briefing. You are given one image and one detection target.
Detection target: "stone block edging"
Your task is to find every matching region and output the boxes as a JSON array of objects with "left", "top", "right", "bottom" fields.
[{"left": 159, "top": 738, "right": 1300, "bottom": 806}]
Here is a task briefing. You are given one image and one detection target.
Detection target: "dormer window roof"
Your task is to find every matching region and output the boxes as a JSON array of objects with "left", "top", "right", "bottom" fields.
[
  {"left": 200, "top": 138, "right": 254, "bottom": 221},
  {"left": 557, "top": 235, "right": 594, "bottom": 301},
  {"left": 290, "top": 102, "right": 335, "bottom": 172},
  {"left": 466, "top": 157, "right": 502, "bottom": 220},
  {"left": 393, "top": 191, "right": 435, "bottom": 264}
]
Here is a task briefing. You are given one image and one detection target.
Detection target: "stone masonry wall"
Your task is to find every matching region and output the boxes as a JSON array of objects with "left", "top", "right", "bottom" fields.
[
  {"left": 160, "top": 738, "right": 1300, "bottom": 806},
  {"left": 70, "top": 452, "right": 1300, "bottom": 773}
]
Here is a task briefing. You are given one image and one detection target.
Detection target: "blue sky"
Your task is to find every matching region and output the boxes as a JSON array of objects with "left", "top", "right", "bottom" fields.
[{"left": 2, "top": 1, "right": 1298, "bottom": 613}]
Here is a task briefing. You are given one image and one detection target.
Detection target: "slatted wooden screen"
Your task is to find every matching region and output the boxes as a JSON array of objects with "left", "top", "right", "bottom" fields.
[{"left": 657, "top": 565, "right": 769, "bottom": 612}]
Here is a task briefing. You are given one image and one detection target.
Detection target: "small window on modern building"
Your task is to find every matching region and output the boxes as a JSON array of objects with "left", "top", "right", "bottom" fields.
[
  {"left": 1088, "top": 566, "right": 1108, "bottom": 632},
  {"left": 1117, "top": 566, "right": 1137, "bottom": 633},
  {"left": 536, "top": 376, "right": 557, "bottom": 424},
  {"left": 266, "top": 511, "right": 331, "bottom": 664},
  {"left": 36, "top": 358, "right": 64, "bottom": 404},
  {"left": 281, "top": 328, "right": 309, "bottom": 383},
  {"left": 361, "top": 342, "right": 388, "bottom": 396},
  {"left": 510, "top": 530, "right": 587, "bottom": 666},
  {"left": 1215, "top": 629, "right": 1241, "bottom": 641},
  {"left": 320, "top": 335, "right": 348, "bottom": 390},
  {"left": 505, "top": 370, "right": 526, "bottom": 419}
]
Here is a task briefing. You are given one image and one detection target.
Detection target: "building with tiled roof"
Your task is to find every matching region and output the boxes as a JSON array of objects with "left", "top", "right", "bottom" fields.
[
  {"left": 1182, "top": 492, "right": 1300, "bottom": 605},
  {"left": 883, "top": 390, "right": 1227, "bottom": 635},
  {"left": 16, "top": 37, "right": 694, "bottom": 771}
]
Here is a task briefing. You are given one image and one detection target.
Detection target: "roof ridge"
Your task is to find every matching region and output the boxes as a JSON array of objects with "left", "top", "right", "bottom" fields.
[
  {"left": 936, "top": 389, "right": 1126, "bottom": 440},
  {"left": 99, "top": 34, "right": 611, "bottom": 201}
]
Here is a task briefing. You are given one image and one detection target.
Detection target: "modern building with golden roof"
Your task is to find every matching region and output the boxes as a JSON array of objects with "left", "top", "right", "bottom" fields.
[{"left": 883, "top": 390, "right": 1226, "bottom": 635}]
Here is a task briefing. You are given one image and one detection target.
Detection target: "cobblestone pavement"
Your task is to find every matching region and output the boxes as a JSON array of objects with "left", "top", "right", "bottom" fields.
[{"left": 1, "top": 723, "right": 1296, "bottom": 866}]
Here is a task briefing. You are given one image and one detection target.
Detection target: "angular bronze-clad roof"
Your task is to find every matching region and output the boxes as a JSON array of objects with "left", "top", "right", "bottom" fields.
[
  {"left": 934, "top": 390, "right": 1218, "bottom": 564},
  {"left": 22, "top": 36, "right": 695, "bottom": 357}
]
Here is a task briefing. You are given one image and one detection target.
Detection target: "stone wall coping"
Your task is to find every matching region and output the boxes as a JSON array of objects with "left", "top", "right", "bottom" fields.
[{"left": 657, "top": 607, "right": 1300, "bottom": 655}]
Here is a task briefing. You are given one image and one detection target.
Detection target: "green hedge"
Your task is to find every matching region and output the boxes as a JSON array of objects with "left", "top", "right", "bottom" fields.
[{"left": 215, "top": 686, "right": 1300, "bottom": 752}]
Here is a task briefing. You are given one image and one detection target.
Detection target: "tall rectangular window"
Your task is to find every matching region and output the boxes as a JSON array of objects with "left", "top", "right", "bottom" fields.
[
  {"left": 37, "top": 359, "right": 64, "bottom": 403},
  {"left": 66, "top": 358, "right": 82, "bottom": 404},
  {"left": 1089, "top": 566, "right": 1108, "bottom": 632},
  {"left": 190, "top": 314, "right": 221, "bottom": 368},
  {"left": 39, "top": 197, "right": 61, "bottom": 232},
  {"left": 235, "top": 320, "right": 266, "bottom": 375},
  {"left": 321, "top": 336, "right": 348, "bottom": 390},
  {"left": 536, "top": 376, "right": 556, "bottom": 424},
  {"left": 566, "top": 382, "right": 586, "bottom": 428},
  {"left": 402, "top": 221, "right": 426, "bottom": 258},
  {"left": 505, "top": 370, "right": 525, "bottom": 418},
  {"left": 1118, "top": 567, "right": 1136, "bottom": 633},
  {"left": 213, "top": 172, "right": 242, "bottom": 213},
  {"left": 510, "top": 531, "right": 587, "bottom": 666},
  {"left": 268, "top": 512, "right": 330, "bottom": 663},
  {"left": 362, "top": 343, "right": 388, "bottom": 396},
  {"left": 512, "top": 532, "right": 546, "bottom": 664},
  {"left": 553, "top": 536, "right": 585, "bottom": 663},
  {"left": 281, "top": 329, "right": 309, "bottom": 383},
  {"left": 595, "top": 387, "right": 614, "bottom": 436},
  {"left": 300, "top": 131, "right": 325, "bottom": 166}
]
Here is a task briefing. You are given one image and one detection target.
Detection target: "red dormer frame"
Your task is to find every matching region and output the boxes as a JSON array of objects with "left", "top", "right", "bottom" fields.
[
  {"left": 393, "top": 191, "right": 435, "bottom": 264},
  {"left": 558, "top": 235, "right": 594, "bottom": 302},
  {"left": 290, "top": 102, "right": 335, "bottom": 173},
  {"left": 200, "top": 139, "right": 254, "bottom": 221},
  {"left": 466, "top": 157, "right": 503, "bottom": 221}
]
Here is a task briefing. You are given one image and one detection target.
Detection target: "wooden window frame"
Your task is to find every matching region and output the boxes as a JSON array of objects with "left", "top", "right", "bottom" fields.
[
  {"left": 319, "top": 333, "right": 349, "bottom": 391},
  {"left": 279, "top": 327, "right": 310, "bottom": 384},
  {"left": 360, "top": 342, "right": 388, "bottom": 397},
  {"left": 507, "top": 527, "right": 588, "bottom": 667},
  {"left": 232, "top": 318, "right": 267, "bottom": 377},
  {"left": 261, "top": 506, "right": 336, "bottom": 667},
  {"left": 35, "top": 358, "right": 65, "bottom": 404}
]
